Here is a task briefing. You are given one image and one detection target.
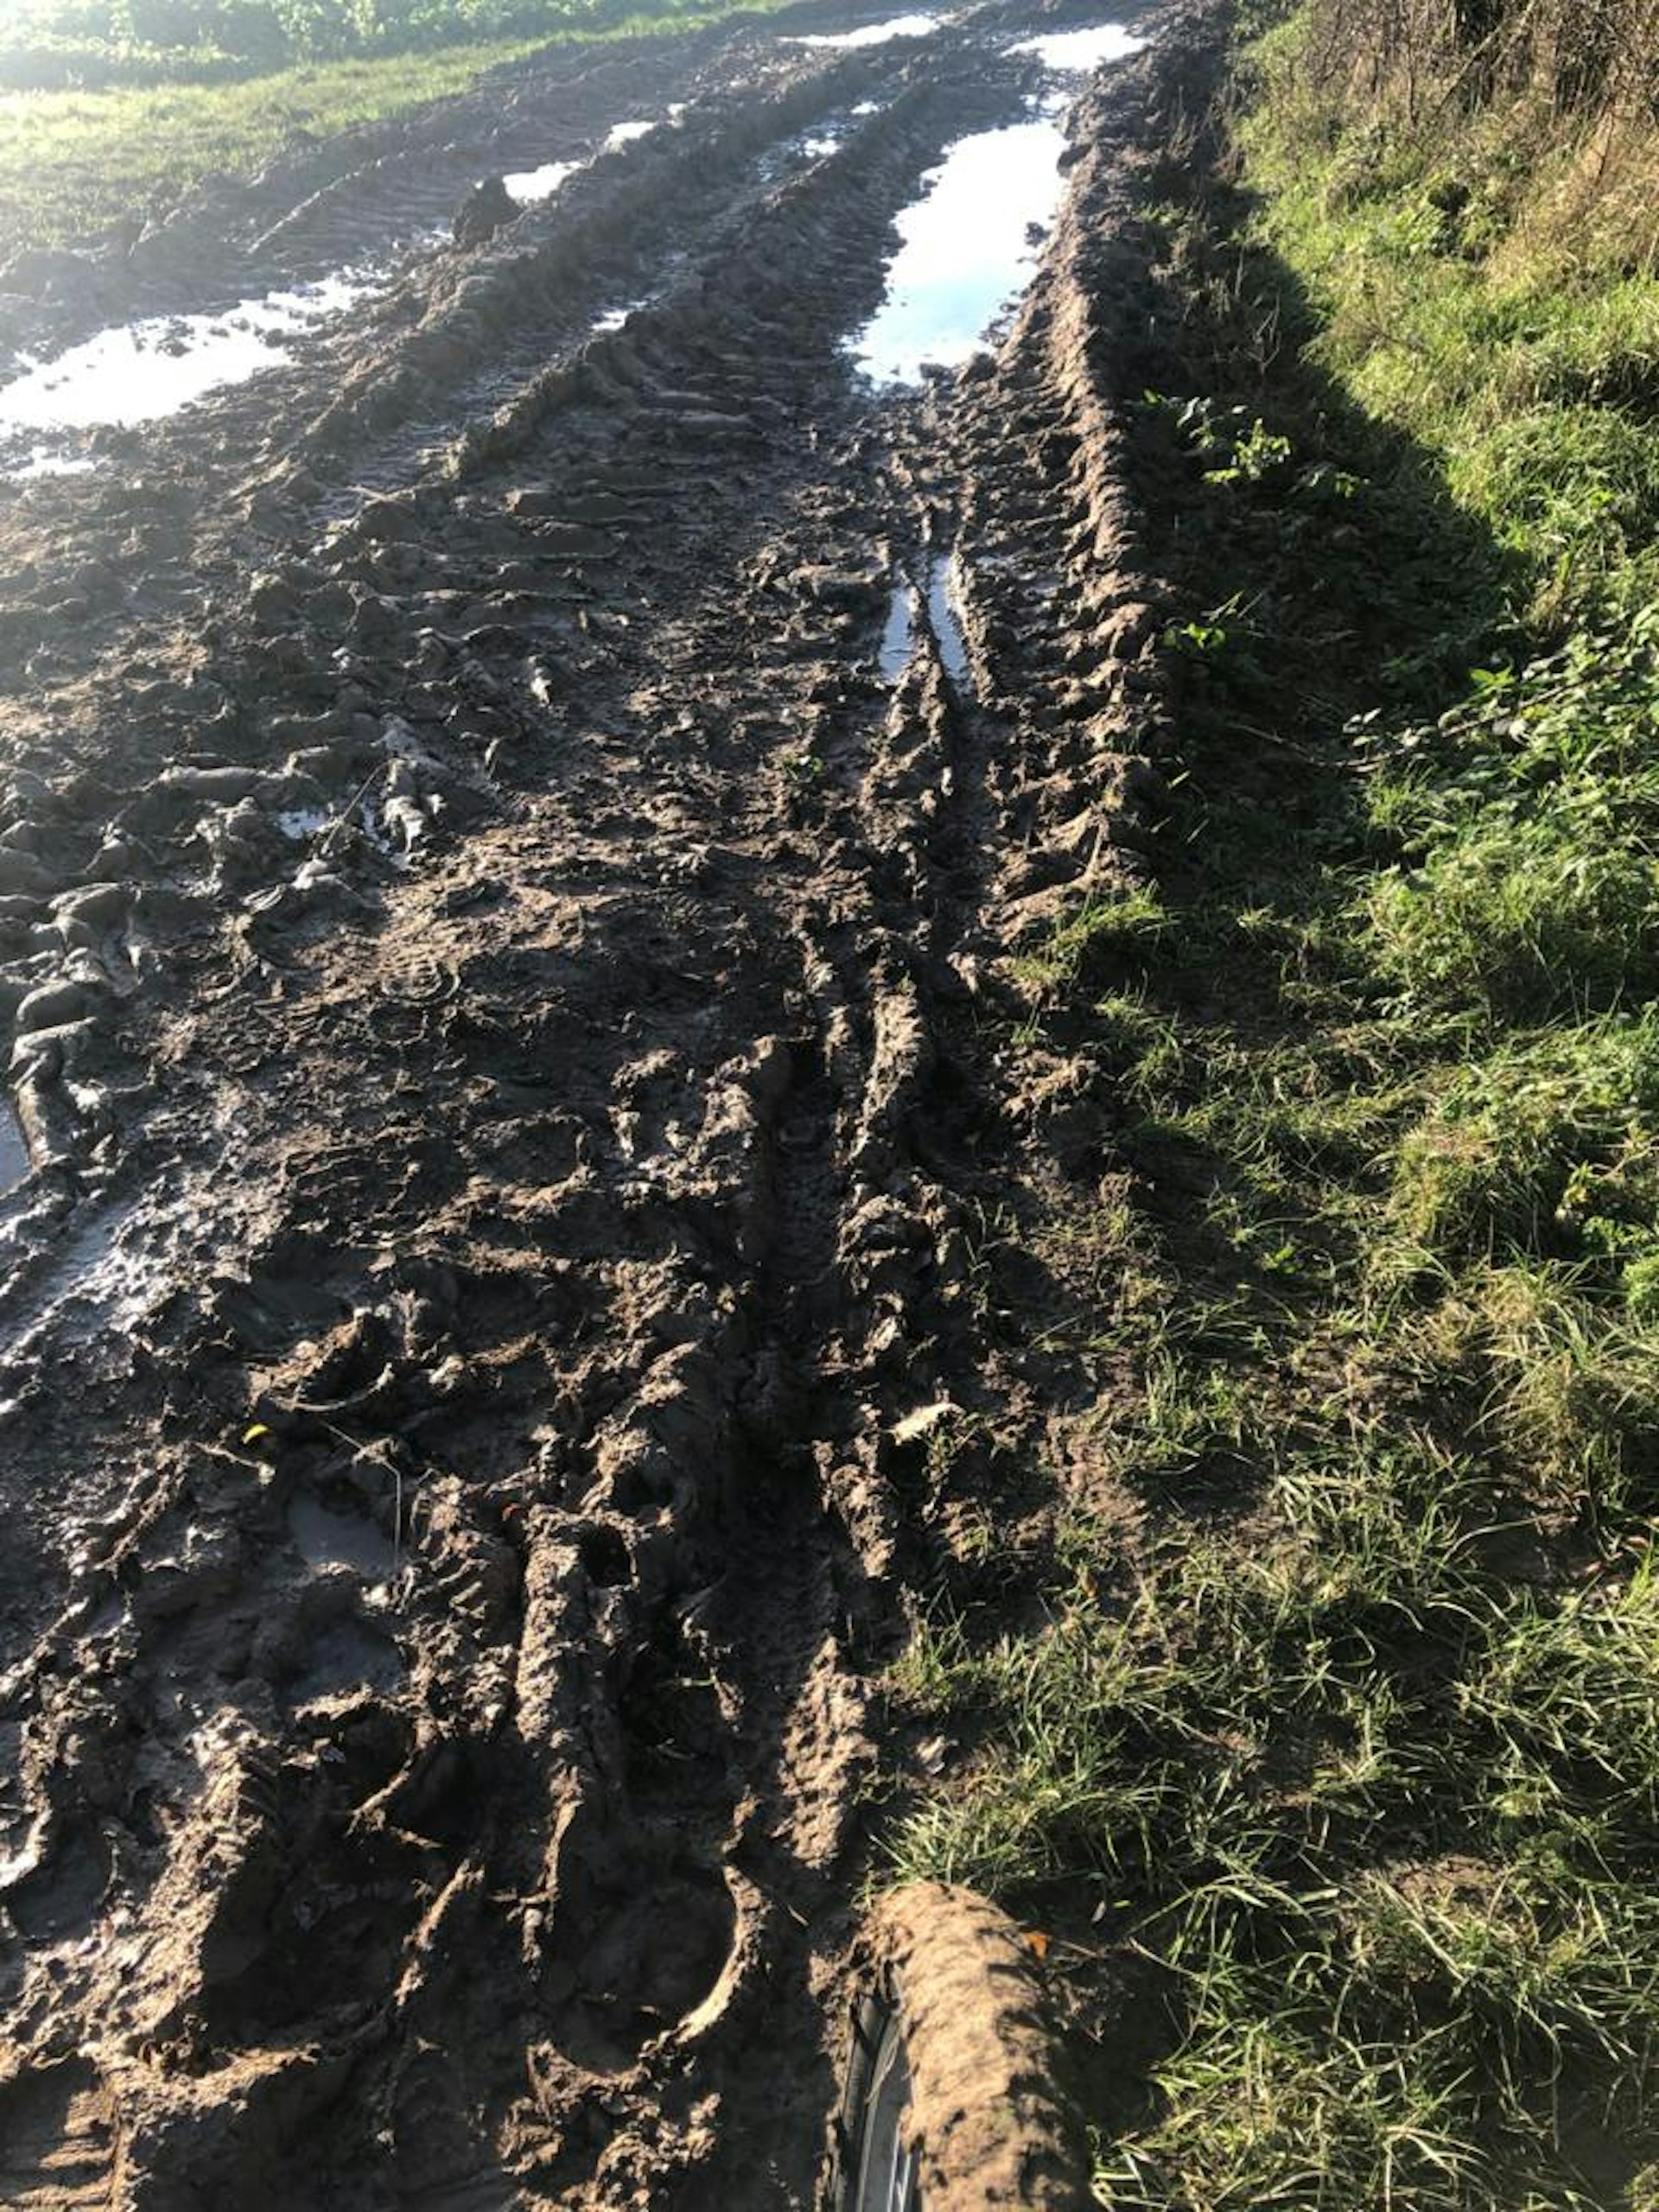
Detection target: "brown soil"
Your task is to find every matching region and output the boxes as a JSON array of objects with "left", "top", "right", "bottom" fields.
[{"left": 0, "top": 0, "right": 1222, "bottom": 2201}]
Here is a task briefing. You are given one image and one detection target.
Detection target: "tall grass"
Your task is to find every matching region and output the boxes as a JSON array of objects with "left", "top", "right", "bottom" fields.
[
  {"left": 1279, "top": 0, "right": 1659, "bottom": 270},
  {"left": 1300, "top": 0, "right": 1659, "bottom": 125},
  {"left": 0, "top": 0, "right": 771, "bottom": 259}
]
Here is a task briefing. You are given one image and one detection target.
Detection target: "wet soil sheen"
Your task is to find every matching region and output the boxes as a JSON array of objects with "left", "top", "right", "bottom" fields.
[{"left": 0, "top": 0, "right": 1212, "bottom": 2201}]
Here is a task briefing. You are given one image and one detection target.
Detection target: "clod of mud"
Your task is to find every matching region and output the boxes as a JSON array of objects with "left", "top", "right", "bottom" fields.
[{"left": 452, "top": 175, "right": 519, "bottom": 246}]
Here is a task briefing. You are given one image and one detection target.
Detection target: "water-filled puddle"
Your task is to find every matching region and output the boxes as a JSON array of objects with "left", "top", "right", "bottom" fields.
[
  {"left": 509, "top": 115, "right": 672, "bottom": 206},
  {"left": 844, "top": 22, "right": 1140, "bottom": 385},
  {"left": 0, "top": 271, "right": 378, "bottom": 441},
  {"left": 787, "top": 11, "right": 938, "bottom": 45},
  {"left": 505, "top": 115, "right": 669, "bottom": 207},
  {"left": 10, "top": 448, "right": 98, "bottom": 481},
  {"left": 505, "top": 158, "right": 581, "bottom": 204},
  {"left": 879, "top": 557, "right": 970, "bottom": 686},
  {"left": 1008, "top": 22, "right": 1145, "bottom": 69},
  {"left": 849, "top": 118, "right": 1064, "bottom": 384},
  {"left": 927, "top": 553, "right": 970, "bottom": 684},
  {"left": 880, "top": 579, "right": 915, "bottom": 679},
  {"left": 0, "top": 1102, "right": 29, "bottom": 1193}
]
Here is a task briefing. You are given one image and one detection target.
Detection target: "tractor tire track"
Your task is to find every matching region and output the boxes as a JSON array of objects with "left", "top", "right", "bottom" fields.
[{"left": 0, "top": 3, "right": 1222, "bottom": 2202}]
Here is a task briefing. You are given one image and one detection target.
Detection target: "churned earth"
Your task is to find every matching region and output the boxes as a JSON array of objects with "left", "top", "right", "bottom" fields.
[{"left": 0, "top": 0, "right": 1215, "bottom": 2201}]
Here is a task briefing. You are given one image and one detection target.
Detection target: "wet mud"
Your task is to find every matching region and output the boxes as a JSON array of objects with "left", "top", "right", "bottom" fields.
[{"left": 0, "top": 0, "right": 1217, "bottom": 2202}]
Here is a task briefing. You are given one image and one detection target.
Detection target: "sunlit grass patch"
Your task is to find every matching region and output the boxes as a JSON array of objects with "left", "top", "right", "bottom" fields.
[{"left": 886, "top": 3, "right": 1659, "bottom": 2199}]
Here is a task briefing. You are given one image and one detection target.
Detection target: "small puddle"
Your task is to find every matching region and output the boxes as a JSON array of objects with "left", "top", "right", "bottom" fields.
[
  {"left": 10, "top": 448, "right": 98, "bottom": 481},
  {"left": 505, "top": 116, "right": 671, "bottom": 206},
  {"left": 879, "top": 557, "right": 970, "bottom": 687},
  {"left": 926, "top": 553, "right": 970, "bottom": 685},
  {"left": 1007, "top": 21, "right": 1145, "bottom": 70},
  {"left": 786, "top": 11, "right": 938, "bottom": 45},
  {"left": 0, "top": 1102, "right": 29, "bottom": 1193},
  {"left": 848, "top": 118, "right": 1065, "bottom": 385},
  {"left": 0, "top": 271, "right": 379, "bottom": 443},
  {"left": 879, "top": 578, "right": 915, "bottom": 680},
  {"left": 505, "top": 157, "right": 581, "bottom": 204}
]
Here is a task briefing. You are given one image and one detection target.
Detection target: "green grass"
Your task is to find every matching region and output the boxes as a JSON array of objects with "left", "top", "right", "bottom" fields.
[
  {"left": 897, "top": 1459, "right": 1659, "bottom": 2206},
  {"left": 880, "top": 8, "right": 1659, "bottom": 2203},
  {"left": 0, "top": 41, "right": 538, "bottom": 256}
]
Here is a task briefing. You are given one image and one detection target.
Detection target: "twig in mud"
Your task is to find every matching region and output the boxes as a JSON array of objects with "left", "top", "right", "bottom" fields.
[
  {"left": 1232, "top": 721, "right": 1341, "bottom": 767},
  {"left": 318, "top": 762, "right": 390, "bottom": 857},
  {"left": 310, "top": 1412, "right": 410, "bottom": 1581}
]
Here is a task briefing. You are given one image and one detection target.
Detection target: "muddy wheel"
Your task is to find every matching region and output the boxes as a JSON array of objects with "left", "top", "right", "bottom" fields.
[{"left": 831, "top": 1881, "right": 1091, "bottom": 2211}]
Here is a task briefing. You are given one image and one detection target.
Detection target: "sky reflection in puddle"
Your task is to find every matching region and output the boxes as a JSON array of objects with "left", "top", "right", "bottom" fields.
[
  {"left": 848, "top": 118, "right": 1065, "bottom": 384},
  {"left": 1007, "top": 22, "right": 1144, "bottom": 70},
  {"left": 787, "top": 12, "right": 938, "bottom": 46},
  {"left": 0, "top": 1103, "right": 29, "bottom": 1194},
  {"left": 0, "top": 271, "right": 378, "bottom": 439},
  {"left": 503, "top": 157, "right": 581, "bottom": 202}
]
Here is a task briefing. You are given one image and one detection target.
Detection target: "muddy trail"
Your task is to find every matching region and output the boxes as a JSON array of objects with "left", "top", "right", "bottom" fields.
[{"left": 0, "top": 0, "right": 1217, "bottom": 2201}]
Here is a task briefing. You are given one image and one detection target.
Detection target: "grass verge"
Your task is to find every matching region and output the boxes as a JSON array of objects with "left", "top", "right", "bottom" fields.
[
  {"left": 886, "top": 10, "right": 1659, "bottom": 2207},
  {"left": 0, "top": 3, "right": 762, "bottom": 262},
  {"left": 1, "top": 41, "right": 529, "bottom": 258}
]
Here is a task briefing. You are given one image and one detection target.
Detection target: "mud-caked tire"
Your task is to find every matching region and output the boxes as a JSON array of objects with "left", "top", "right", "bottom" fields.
[{"left": 831, "top": 1881, "right": 1092, "bottom": 2210}]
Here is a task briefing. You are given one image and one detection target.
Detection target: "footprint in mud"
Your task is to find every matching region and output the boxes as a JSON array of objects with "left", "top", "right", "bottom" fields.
[
  {"left": 0, "top": 2058, "right": 117, "bottom": 2208},
  {"left": 543, "top": 1804, "right": 736, "bottom": 2073},
  {"left": 287, "top": 1492, "right": 397, "bottom": 1580},
  {"left": 284, "top": 1610, "right": 404, "bottom": 1704},
  {"left": 5, "top": 1824, "right": 107, "bottom": 1944}
]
